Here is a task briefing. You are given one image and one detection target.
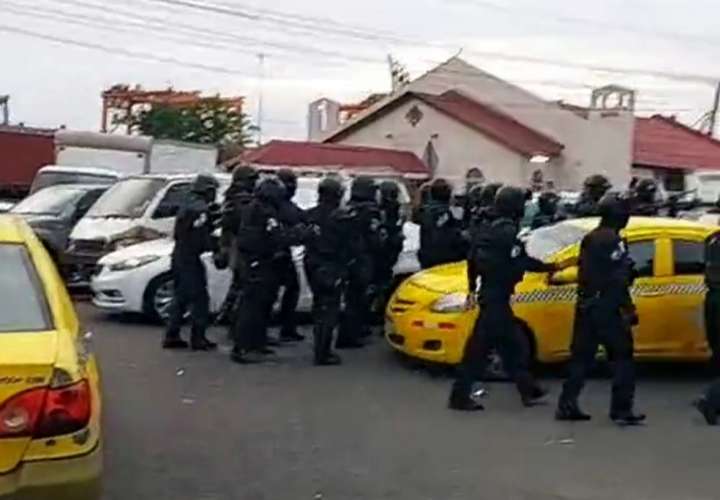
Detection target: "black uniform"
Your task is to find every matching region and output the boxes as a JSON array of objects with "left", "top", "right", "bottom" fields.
[
  {"left": 337, "top": 178, "right": 383, "bottom": 348},
  {"left": 449, "top": 187, "right": 553, "bottom": 411},
  {"left": 629, "top": 178, "right": 660, "bottom": 216},
  {"left": 570, "top": 174, "right": 611, "bottom": 218},
  {"left": 704, "top": 231, "right": 720, "bottom": 371},
  {"left": 163, "top": 175, "right": 219, "bottom": 351},
  {"left": 419, "top": 178, "right": 466, "bottom": 269},
  {"left": 231, "top": 179, "right": 288, "bottom": 363},
  {"left": 556, "top": 193, "right": 645, "bottom": 425},
  {"left": 216, "top": 166, "right": 258, "bottom": 326},
  {"left": 304, "top": 178, "right": 351, "bottom": 365},
  {"left": 373, "top": 181, "right": 405, "bottom": 319},
  {"left": 276, "top": 169, "right": 305, "bottom": 342},
  {"left": 531, "top": 192, "right": 565, "bottom": 229}
]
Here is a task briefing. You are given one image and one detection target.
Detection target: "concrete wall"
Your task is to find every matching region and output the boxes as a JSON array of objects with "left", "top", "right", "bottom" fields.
[{"left": 326, "top": 58, "right": 635, "bottom": 191}]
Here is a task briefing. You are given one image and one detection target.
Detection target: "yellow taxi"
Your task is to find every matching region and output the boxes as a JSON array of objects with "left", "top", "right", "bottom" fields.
[
  {"left": 0, "top": 216, "right": 102, "bottom": 500},
  {"left": 386, "top": 217, "right": 717, "bottom": 365}
]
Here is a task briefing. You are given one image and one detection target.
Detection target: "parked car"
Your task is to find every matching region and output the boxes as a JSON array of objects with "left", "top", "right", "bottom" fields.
[
  {"left": 91, "top": 176, "right": 420, "bottom": 321},
  {"left": 386, "top": 217, "right": 716, "bottom": 366},
  {"left": 0, "top": 215, "right": 102, "bottom": 500},
  {"left": 29, "top": 165, "right": 120, "bottom": 195},
  {"left": 10, "top": 184, "right": 108, "bottom": 264},
  {"left": 65, "top": 173, "right": 230, "bottom": 286},
  {"left": 0, "top": 199, "right": 14, "bottom": 213}
]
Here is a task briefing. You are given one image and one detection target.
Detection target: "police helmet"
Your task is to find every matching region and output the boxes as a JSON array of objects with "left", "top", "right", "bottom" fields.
[
  {"left": 277, "top": 168, "right": 298, "bottom": 199},
  {"left": 598, "top": 192, "right": 631, "bottom": 229},
  {"left": 538, "top": 191, "right": 560, "bottom": 215},
  {"left": 318, "top": 176, "right": 344, "bottom": 205},
  {"left": 255, "top": 178, "right": 285, "bottom": 206},
  {"left": 430, "top": 178, "right": 452, "bottom": 203},
  {"left": 379, "top": 181, "right": 400, "bottom": 203},
  {"left": 350, "top": 177, "right": 377, "bottom": 202},
  {"left": 583, "top": 174, "right": 612, "bottom": 196},
  {"left": 231, "top": 165, "right": 258, "bottom": 191},
  {"left": 494, "top": 186, "right": 527, "bottom": 219},
  {"left": 479, "top": 183, "right": 503, "bottom": 207},
  {"left": 466, "top": 184, "right": 485, "bottom": 208},
  {"left": 635, "top": 178, "right": 658, "bottom": 202},
  {"left": 192, "top": 174, "right": 220, "bottom": 200}
]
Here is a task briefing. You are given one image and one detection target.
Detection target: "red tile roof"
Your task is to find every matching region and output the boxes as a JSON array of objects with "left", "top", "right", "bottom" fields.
[
  {"left": 414, "top": 91, "right": 564, "bottom": 158},
  {"left": 243, "top": 140, "right": 430, "bottom": 176},
  {"left": 634, "top": 115, "right": 720, "bottom": 171}
]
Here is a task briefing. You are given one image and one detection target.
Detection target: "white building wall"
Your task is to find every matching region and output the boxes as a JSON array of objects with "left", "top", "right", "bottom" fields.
[{"left": 336, "top": 98, "right": 543, "bottom": 190}]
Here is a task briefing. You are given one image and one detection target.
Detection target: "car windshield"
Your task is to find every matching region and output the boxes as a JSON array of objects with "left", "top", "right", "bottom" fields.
[
  {"left": 0, "top": 244, "right": 52, "bottom": 332},
  {"left": 525, "top": 221, "right": 592, "bottom": 260},
  {"left": 87, "top": 178, "right": 166, "bottom": 218},
  {"left": 11, "top": 186, "right": 86, "bottom": 216},
  {"left": 31, "top": 171, "right": 117, "bottom": 193}
]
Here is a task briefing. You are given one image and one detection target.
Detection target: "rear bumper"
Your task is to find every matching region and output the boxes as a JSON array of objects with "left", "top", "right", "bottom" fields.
[{"left": 0, "top": 441, "right": 102, "bottom": 500}]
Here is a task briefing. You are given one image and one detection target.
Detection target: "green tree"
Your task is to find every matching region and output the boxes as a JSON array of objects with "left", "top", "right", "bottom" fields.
[{"left": 121, "top": 98, "right": 256, "bottom": 148}]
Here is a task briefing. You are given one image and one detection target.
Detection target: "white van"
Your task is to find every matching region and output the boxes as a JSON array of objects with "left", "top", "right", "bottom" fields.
[{"left": 65, "top": 173, "right": 229, "bottom": 284}]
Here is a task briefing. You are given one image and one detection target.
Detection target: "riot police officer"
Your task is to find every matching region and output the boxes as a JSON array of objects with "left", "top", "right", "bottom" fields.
[
  {"left": 531, "top": 191, "right": 565, "bottom": 229},
  {"left": 373, "top": 181, "right": 405, "bottom": 320},
  {"left": 163, "top": 174, "right": 219, "bottom": 351},
  {"left": 556, "top": 193, "right": 646, "bottom": 425},
  {"left": 276, "top": 168, "right": 305, "bottom": 342},
  {"left": 464, "top": 183, "right": 501, "bottom": 231},
  {"left": 629, "top": 178, "right": 660, "bottom": 216},
  {"left": 231, "top": 178, "right": 288, "bottom": 363},
  {"left": 449, "top": 186, "right": 554, "bottom": 411},
  {"left": 304, "top": 177, "right": 350, "bottom": 365},
  {"left": 704, "top": 230, "right": 720, "bottom": 371},
  {"left": 571, "top": 174, "right": 612, "bottom": 217},
  {"left": 337, "top": 177, "right": 383, "bottom": 349},
  {"left": 418, "top": 178, "right": 466, "bottom": 269},
  {"left": 216, "top": 165, "right": 258, "bottom": 325},
  {"left": 411, "top": 181, "right": 432, "bottom": 224}
]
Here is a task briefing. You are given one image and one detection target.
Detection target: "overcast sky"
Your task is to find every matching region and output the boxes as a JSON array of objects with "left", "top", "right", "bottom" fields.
[{"left": 2, "top": 0, "right": 720, "bottom": 140}]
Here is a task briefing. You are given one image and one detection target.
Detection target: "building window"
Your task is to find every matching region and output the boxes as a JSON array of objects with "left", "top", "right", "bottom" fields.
[{"left": 663, "top": 171, "right": 686, "bottom": 192}]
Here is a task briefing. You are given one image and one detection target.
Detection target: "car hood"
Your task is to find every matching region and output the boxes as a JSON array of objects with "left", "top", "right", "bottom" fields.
[
  {"left": 71, "top": 217, "right": 137, "bottom": 241},
  {"left": 407, "top": 262, "right": 466, "bottom": 294},
  {"left": 99, "top": 237, "right": 174, "bottom": 265},
  {"left": 14, "top": 213, "right": 63, "bottom": 226}
]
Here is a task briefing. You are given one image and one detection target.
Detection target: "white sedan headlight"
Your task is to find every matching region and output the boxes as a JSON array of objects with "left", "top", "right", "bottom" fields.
[
  {"left": 430, "top": 292, "right": 469, "bottom": 313},
  {"left": 108, "top": 255, "right": 161, "bottom": 272}
]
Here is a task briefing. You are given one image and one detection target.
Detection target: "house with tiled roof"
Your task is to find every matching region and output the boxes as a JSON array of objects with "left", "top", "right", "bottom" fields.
[{"left": 311, "top": 57, "right": 637, "bottom": 191}]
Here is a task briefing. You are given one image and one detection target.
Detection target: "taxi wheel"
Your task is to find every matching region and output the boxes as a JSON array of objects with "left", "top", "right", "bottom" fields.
[{"left": 143, "top": 273, "right": 175, "bottom": 324}]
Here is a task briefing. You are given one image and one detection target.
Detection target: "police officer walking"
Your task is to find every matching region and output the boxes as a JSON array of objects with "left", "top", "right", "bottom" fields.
[
  {"left": 629, "top": 178, "right": 660, "bottom": 216},
  {"left": 231, "top": 178, "right": 287, "bottom": 364},
  {"left": 373, "top": 181, "right": 405, "bottom": 321},
  {"left": 449, "top": 186, "right": 554, "bottom": 411},
  {"left": 571, "top": 174, "right": 612, "bottom": 217},
  {"left": 275, "top": 168, "right": 305, "bottom": 342},
  {"left": 418, "top": 178, "right": 466, "bottom": 269},
  {"left": 337, "top": 177, "right": 383, "bottom": 349},
  {"left": 216, "top": 165, "right": 258, "bottom": 325},
  {"left": 304, "top": 177, "right": 350, "bottom": 365},
  {"left": 162, "top": 174, "right": 219, "bottom": 351},
  {"left": 556, "top": 193, "right": 646, "bottom": 425},
  {"left": 531, "top": 191, "right": 565, "bottom": 229},
  {"left": 703, "top": 230, "right": 720, "bottom": 371}
]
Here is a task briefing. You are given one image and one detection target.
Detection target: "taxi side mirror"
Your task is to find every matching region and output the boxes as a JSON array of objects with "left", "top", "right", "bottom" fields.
[{"left": 549, "top": 266, "right": 578, "bottom": 285}]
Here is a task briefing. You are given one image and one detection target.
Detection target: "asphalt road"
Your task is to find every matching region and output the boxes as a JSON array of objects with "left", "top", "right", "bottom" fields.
[{"left": 83, "top": 303, "right": 720, "bottom": 500}]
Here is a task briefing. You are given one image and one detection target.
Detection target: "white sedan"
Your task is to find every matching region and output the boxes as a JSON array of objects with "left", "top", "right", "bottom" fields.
[{"left": 91, "top": 223, "right": 420, "bottom": 321}]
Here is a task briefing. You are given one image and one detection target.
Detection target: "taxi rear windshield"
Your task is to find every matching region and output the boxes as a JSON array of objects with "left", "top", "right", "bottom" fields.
[{"left": 0, "top": 244, "right": 52, "bottom": 332}]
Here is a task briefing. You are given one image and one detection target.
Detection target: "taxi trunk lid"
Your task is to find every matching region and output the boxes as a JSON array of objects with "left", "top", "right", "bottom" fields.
[{"left": 0, "top": 332, "right": 57, "bottom": 473}]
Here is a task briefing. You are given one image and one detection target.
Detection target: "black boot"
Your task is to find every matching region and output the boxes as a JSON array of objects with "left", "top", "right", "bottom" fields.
[
  {"left": 230, "top": 349, "right": 264, "bottom": 364},
  {"left": 694, "top": 397, "right": 718, "bottom": 426},
  {"left": 610, "top": 410, "right": 646, "bottom": 426},
  {"left": 315, "top": 353, "right": 342, "bottom": 366},
  {"left": 522, "top": 386, "right": 549, "bottom": 407},
  {"left": 191, "top": 337, "right": 218, "bottom": 351},
  {"left": 280, "top": 329, "right": 305, "bottom": 342},
  {"left": 162, "top": 336, "right": 189, "bottom": 350},
  {"left": 555, "top": 400, "right": 592, "bottom": 421},
  {"left": 448, "top": 396, "right": 485, "bottom": 411}
]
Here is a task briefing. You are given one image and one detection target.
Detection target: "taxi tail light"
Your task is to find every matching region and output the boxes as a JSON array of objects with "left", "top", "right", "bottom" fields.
[{"left": 0, "top": 380, "right": 91, "bottom": 439}]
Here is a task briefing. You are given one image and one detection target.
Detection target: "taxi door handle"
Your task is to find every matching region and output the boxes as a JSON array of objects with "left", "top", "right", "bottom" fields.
[{"left": 638, "top": 291, "right": 664, "bottom": 298}]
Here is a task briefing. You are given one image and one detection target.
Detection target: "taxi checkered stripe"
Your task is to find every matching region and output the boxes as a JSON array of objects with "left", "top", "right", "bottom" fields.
[{"left": 511, "top": 283, "right": 707, "bottom": 304}]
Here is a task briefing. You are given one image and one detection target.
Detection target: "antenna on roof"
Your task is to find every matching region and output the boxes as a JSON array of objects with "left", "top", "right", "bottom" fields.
[{"left": 387, "top": 55, "right": 410, "bottom": 93}]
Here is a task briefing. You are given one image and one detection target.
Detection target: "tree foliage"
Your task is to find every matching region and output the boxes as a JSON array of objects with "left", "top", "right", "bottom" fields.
[{"left": 120, "top": 98, "right": 256, "bottom": 148}]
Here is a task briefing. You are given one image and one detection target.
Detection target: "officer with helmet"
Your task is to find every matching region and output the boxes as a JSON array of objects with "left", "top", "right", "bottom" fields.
[
  {"left": 231, "top": 177, "right": 288, "bottom": 363},
  {"left": 571, "top": 174, "right": 612, "bottom": 217},
  {"left": 531, "top": 191, "right": 565, "bottom": 229},
  {"left": 629, "top": 178, "right": 660, "bottom": 216},
  {"left": 163, "top": 174, "right": 220, "bottom": 351},
  {"left": 449, "top": 186, "right": 555, "bottom": 411},
  {"left": 304, "top": 176, "right": 351, "bottom": 365},
  {"left": 418, "top": 178, "right": 466, "bottom": 270},
  {"left": 373, "top": 181, "right": 405, "bottom": 321},
  {"left": 556, "top": 192, "right": 645, "bottom": 425}
]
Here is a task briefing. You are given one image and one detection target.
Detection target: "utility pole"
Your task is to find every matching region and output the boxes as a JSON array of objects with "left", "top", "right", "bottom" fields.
[
  {"left": 256, "top": 53, "right": 265, "bottom": 145},
  {"left": 0, "top": 95, "right": 9, "bottom": 125},
  {"left": 708, "top": 82, "right": 720, "bottom": 137}
]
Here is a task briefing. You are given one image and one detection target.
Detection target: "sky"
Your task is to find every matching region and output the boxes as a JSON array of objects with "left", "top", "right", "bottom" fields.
[{"left": 2, "top": 0, "right": 720, "bottom": 141}]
